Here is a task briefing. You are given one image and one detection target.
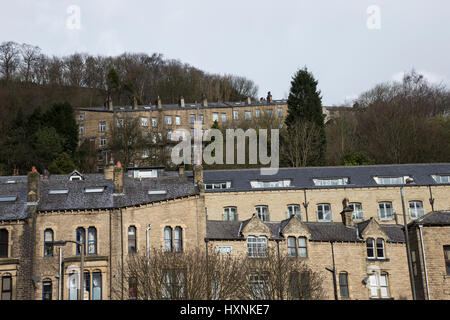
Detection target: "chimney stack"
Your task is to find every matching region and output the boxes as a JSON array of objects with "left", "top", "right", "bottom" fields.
[
  {"left": 178, "top": 165, "right": 185, "bottom": 177},
  {"left": 27, "top": 166, "right": 40, "bottom": 202},
  {"left": 113, "top": 161, "right": 124, "bottom": 194},
  {"left": 246, "top": 95, "right": 252, "bottom": 105},
  {"left": 104, "top": 154, "right": 115, "bottom": 180},
  {"left": 132, "top": 96, "right": 138, "bottom": 110},
  {"left": 193, "top": 164, "right": 204, "bottom": 191},
  {"left": 157, "top": 96, "right": 162, "bottom": 109},
  {"left": 340, "top": 198, "right": 354, "bottom": 227},
  {"left": 201, "top": 94, "right": 208, "bottom": 107},
  {"left": 179, "top": 96, "right": 185, "bottom": 108},
  {"left": 267, "top": 91, "right": 273, "bottom": 103},
  {"left": 106, "top": 95, "right": 113, "bottom": 111}
]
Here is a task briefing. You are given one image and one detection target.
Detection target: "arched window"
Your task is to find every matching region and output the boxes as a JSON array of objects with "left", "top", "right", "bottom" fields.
[
  {"left": 44, "top": 229, "right": 54, "bottom": 257},
  {"left": 0, "top": 229, "right": 8, "bottom": 258},
  {"left": 1, "top": 274, "right": 12, "bottom": 300},
  {"left": 87, "top": 227, "right": 97, "bottom": 255},
  {"left": 68, "top": 272, "right": 78, "bottom": 300},
  {"left": 174, "top": 227, "right": 183, "bottom": 252},
  {"left": 287, "top": 237, "right": 297, "bottom": 257},
  {"left": 164, "top": 227, "right": 172, "bottom": 252},
  {"left": 339, "top": 272, "right": 349, "bottom": 298},
  {"left": 298, "top": 237, "right": 307, "bottom": 257},
  {"left": 92, "top": 271, "right": 102, "bottom": 300},
  {"left": 366, "top": 238, "right": 375, "bottom": 258},
  {"left": 128, "top": 226, "right": 137, "bottom": 254},
  {"left": 76, "top": 227, "right": 85, "bottom": 256},
  {"left": 255, "top": 205, "right": 269, "bottom": 221},
  {"left": 376, "top": 238, "right": 385, "bottom": 258},
  {"left": 42, "top": 279, "right": 52, "bottom": 300}
]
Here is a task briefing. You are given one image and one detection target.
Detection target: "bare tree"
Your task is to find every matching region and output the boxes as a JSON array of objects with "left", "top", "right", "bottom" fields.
[
  {"left": 0, "top": 41, "right": 21, "bottom": 81},
  {"left": 114, "top": 247, "right": 324, "bottom": 300},
  {"left": 281, "top": 119, "right": 322, "bottom": 167},
  {"left": 107, "top": 114, "right": 154, "bottom": 167},
  {"left": 20, "top": 43, "right": 41, "bottom": 83}
]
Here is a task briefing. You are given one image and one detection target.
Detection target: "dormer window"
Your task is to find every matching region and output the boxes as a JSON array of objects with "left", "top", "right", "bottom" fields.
[
  {"left": 205, "top": 182, "right": 231, "bottom": 190},
  {"left": 49, "top": 189, "right": 69, "bottom": 195},
  {"left": 69, "top": 171, "right": 84, "bottom": 181},
  {"left": 431, "top": 175, "right": 450, "bottom": 184},
  {"left": 313, "top": 178, "right": 349, "bottom": 186},
  {"left": 148, "top": 190, "right": 167, "bottom": 195},
  {"left": 84, "top": 187, "right": 105, "bottom": 193},
  {"left": 250, "top": 180, "right": 291, "bottom": 189},
  {"left": 374, "top": 176, "right": 412, "bottom": 185},
  {"left": 0, "top": 196, "right": 17, "bottom": 202}
]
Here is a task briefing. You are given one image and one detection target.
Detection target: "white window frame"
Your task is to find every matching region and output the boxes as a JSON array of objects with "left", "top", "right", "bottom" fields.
[
  {"left": 409, "top": 200, "right": 424, "bottom": 219},
  {"left": 151, "top": 117, "right": 157, "bottom": 127},
  {"left": 378, "top": 202, "right": 394, "bottom": 220},
  {"left": 141, "top": 117, "right": 148, "bottom": 127},
  {"left": 255, "top": 205, "right": 269, "bottom": 221},
  {"left": 369, "top": 273, "right": 390, "bottom": 299},
  {"left": 233, "top": 111, "right": 239, "bottom": 120},
  {"left": 223, "top": 207, "right": 237, "bottom": 221},
  {"left": 317, "top": 203, "right": 332, "bottom": 222},
  {"left": 247, "top": 236, "right": 267, "bottom": 258},
  {"left": 349, "top": 202, "right": 364, "bottom": 221},
  {"left": 99, "top": 121, "right": 106, "bottom": 132},
  {"left": 287, "top": 204, "right": 301, "bottom": 219},
  {"left": 245, "top": 111, "right": 251, "bottom": 120},
  {"left": 165, "top": 115, "right": 172, "bottom": 125},
  {"left": 175, "top": 116, "right": 181, "bottom": 126},
  {"left": 221, "top": 113, "right": 227, "bottom": 122}
]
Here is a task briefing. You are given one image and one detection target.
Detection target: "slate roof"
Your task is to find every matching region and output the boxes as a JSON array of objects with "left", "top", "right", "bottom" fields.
[
  {"left": 76, "top": 100, "right": 288, "bottom": 113},
  {"left": 0, "top": 172, "right": 199, "bottom": 219},
  {"left": 0, "top": 178, "right": 29, "bottom": 221},
  {"left": 205, "top": 219, "right": 405, "bottom": 243},
  {"left": 408, "top": 210, "right": 450, "bottom": 227},
  {"left": 192, "top": 163, "right": 450, "bottom": 192}
]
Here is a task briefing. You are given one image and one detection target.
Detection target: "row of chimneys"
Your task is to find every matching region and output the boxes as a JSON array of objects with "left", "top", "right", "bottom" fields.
[{"left": 105, "top": 94, "right": 261, "bottom": 111}]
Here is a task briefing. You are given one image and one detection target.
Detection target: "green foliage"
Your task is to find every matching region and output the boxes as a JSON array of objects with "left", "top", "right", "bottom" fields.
[
  {"left": 285, "top": 67, "right": 327, "bottom": 166},
  {"left": 48, "top": 152, "right": 77, "bottom": 174},
  {"left": 32, "top": 127, "right": 65, "bottom": 168},
  {"left": 343, "top": 152, "right": 375, "bottom": 166}
]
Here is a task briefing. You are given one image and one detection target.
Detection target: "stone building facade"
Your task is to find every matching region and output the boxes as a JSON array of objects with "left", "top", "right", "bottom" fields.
[{"left": 0, "top": 163, "right": 449, "bottom": 300}]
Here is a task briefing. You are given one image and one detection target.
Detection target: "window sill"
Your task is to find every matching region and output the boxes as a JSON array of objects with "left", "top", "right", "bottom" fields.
[
  {"left": 0, "top": 258, "right": 20, "bottom": 265},
  {"left": 366, "top": 258, "right": 390, "bottom": 262},
  {"left": 64, "top": 255, "right": 108, "bottom": 263}
]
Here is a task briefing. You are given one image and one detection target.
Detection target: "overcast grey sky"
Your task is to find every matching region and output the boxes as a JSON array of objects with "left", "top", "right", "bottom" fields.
[{"left": 1, "top": 0, "right": 449, "bottom": 105}]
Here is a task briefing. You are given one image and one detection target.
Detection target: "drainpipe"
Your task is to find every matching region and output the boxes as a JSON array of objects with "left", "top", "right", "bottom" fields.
[
  {"left": 120, "top": 208, "right": 124, "bottom": 300},
  {"left": 428, "top": 185, "right": 435, "bottom": 212},
  {"left": 302, "top": 189, "right": 309, "bottom": 222},
  {"left": 418, "top": 224, "right": 430, "bottom": 300},
  {"left": 275, "top": 239, "right": 283, "bottom": 300},
  {"left": 400, "top": 186, "right": 417, "bottom": 300},
  {"left": 146, "top": 224, "right": 152, "bottom": 300},
  {"left": 58, "top": 247, "right": 62, "bottom": 300},
  {"left": 325, "top": 241, "right": 338, "bottom": 300},
  {"left": 205, "top": 238, "right": 210, "bottom": 300}
]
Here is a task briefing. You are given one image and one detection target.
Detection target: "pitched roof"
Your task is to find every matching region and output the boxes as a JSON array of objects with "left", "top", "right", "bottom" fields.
[
  {"left": 205, "top": 219, "right": 405, "bottom": 243},
  {"left": 192, "top": 163, "right": 450, "bottom": 192},
  {"left": 408, "top": 210, "right": 450, "bottom": 227},
  {"left": 0, "top": 178, "right": 30, "bottom": 221},
  {"left": 0, "top": 172, "right": 199, "bottom": 219}
]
